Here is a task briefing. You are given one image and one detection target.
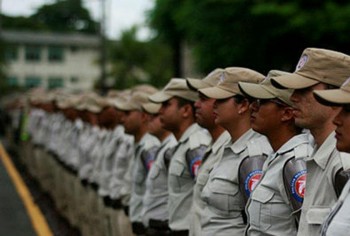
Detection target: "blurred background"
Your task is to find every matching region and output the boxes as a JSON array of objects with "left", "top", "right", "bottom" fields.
[{"left": 0, "top": 0, "right": 350, "bottom": 94}]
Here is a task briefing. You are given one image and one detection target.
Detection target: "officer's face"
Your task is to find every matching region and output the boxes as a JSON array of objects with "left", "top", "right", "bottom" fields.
[
  {"left": 250, "top": 99, "right": 287, "bottom": 136},
  {"left": 213, "top": 97, "right": 240, "bottom": 129},
  {"left": 148, "top": 114, "right": 163, "bottom": 136},
  {"left": 123, "top": 110, "right": 142, "bottom": 135},
  {"left": 290, "top": 83, "right": 338, "bottom": 130},
  {"left": 159, "top": 98, "right": 182, "bottom": 131},
  {"left": 333, "top": 106, "right": 350, "bottom": 152},
  {"left": 194, "top": 92, "right": 216, "bottom": 129}
]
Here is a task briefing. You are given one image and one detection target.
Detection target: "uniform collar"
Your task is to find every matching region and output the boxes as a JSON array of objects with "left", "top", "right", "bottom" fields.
[
  {"left": 211, "top": 131, "right": 230, "bottom": 155},
  {"left": 178, "top": 123, "right": 201, "bottom": 143},
  {"left": 230, "top": 129, "right": 257, "bottom": 154},
  {"left": 309, "top": 132, "right": 336, "bottom": 170},
  {"left": 276, "top": 133, "right": 310, "bottom": 156}
]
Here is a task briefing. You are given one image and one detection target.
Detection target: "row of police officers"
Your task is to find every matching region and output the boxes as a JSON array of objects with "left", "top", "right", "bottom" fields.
[{"left": 17, "top": 47, "right": 350, "bottom": 236}]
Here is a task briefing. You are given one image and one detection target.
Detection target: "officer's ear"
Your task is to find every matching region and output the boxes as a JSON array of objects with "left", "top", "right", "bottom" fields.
[
  {"left": 237, "top": 98, "right": 250, "bottom": 115},
  {"left": 140, "top": 111, "right": 150, "bottom": 123},
  {"left": 281, "top": 107, "right": 294, "bottom": 122},
  {"left": 181, "top": 103, "right": 194, "bottom": 118}
]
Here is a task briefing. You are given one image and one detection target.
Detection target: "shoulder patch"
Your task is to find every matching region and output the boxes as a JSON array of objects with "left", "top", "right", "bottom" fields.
[
  {"left": 290, "top": 170, "right": 307, "bottom": 202},
  {"left": 141, "top": 146, "right": 159, "bottom": 172},
  {"left": 186, "top": 145, "right": 207, "bottom": 178},
  {"left": 244, "top": 169, "right": 263, "bottom": 197}
]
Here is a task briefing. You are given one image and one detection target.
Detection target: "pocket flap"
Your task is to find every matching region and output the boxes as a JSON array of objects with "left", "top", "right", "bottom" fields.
[
  {"left": 251, "top": 187, "right": 275, "bottom": 203},
  {"left": 210, "top": 177, "right": 240, "bottom": 196},
  {"left": 149, "top": 165, "right": 160, "bottom": 179},
  {"left": 306, "top": 207, "right": 331, "bottom": 225},
  {"left": 169, "top": 161, "right": 185, "bottom": 176}
]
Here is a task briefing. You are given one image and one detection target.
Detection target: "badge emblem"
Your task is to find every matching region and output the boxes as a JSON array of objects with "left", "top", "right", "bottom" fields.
[
  {"left": 244, "top": 170, "right": 263, "bottom": 197},
  {"left": 190, "top": 157, "right": 202, "bottom": 177},
  {"left": 295, "top": 55, "right": 308, "bottom": 71},
  {"left": 290, "top": 170, "right": 307, "bottom": 202}
]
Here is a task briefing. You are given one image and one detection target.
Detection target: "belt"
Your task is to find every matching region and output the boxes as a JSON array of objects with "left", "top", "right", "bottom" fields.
[
  {"left": 132, "top": 222, "right": 146, "bottom": 235},
  {"left": 170, "top": 230, "right": 189, "bottom": 236}
]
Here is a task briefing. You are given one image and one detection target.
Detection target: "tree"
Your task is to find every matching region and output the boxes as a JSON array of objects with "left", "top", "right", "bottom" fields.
[
  {"left": 148, "top": 0, "right": 350, "bottom": 75},
  {"left": 109, "top": 26, "right": 173, "bottom": 89},
  {"left": 30, "top": 0, "right": 98, "bottom": 34}
]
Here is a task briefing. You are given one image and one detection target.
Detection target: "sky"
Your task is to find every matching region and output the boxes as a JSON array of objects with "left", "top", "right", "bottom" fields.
[{"left": 1, "top": 0, "right": 154, "bottom": 40}]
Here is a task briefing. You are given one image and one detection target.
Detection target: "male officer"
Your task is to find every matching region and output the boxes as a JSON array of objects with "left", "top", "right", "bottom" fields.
[
  {"left": 239, "top": 70, "right": 312, "bottom": 235},
  {"left": 118, "top": 88, "right": 160, "bottom": 235},
  {"left": 271, "top": 48, "right": 350, "bottom": 236},
  {"left": 141, "top": 102, "right": 177, "bottom": 235},
  {"left": 313, "top": 80, "right": 350, "bottom": 236},
  {"left": 186, "top": 69, "right": 231, "bottom": 236},
  {"left": 149, "top": 79, "right": 211, "bottom": 235}
]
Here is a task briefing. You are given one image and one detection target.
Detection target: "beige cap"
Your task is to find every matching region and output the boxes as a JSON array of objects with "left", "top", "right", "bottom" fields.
[
  {"left": 186, "top": 68, "right": 225, "bottom": 90},
  {"left": 239, "top": 70, "right": 294, "bottom": 106},
  {"left": 149, "top": 78, "right": 198, "bottom": 103},
  {"left": 199, "top": 67, "right": 265, "bottom": 99},
  {"left": 271, "top": 48, "right": 350, "bottom": 89},
  {"left": 313, "top": 77, "right": 350, "bottom": 105},
  {"left": 117, "top": 91, "right": 154, "bottom": 111},
  {"left": 142, "top": 102, "right": 161, "bottom": 114},
  {"left": 75, "top": 94, "right": 108, "bottom": 113}
]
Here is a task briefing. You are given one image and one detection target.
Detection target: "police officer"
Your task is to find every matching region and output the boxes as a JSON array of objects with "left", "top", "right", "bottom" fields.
[
  {"left": 186, "top": 69, "right": 231, "bottom": 236},
  {"left": 197, "top": 67, "right": 272, "bottom": 236},
  {"left": 313, "top": 80, "right": 350, "bottom": 236},
  {"left": 270, "top": 48, "right": 350, "bottom": 236},
  {"left": 149, "top": 78, "right": 211, "bottom": 235},
  {"left": 141, "top": 102, "right": 177, "bottom": 235},
  {"left": 239, "top": 70, "right": 312, "bottom": 235},
  {"left": 118, "top": 88, "right": 160, "bottom": 235}
]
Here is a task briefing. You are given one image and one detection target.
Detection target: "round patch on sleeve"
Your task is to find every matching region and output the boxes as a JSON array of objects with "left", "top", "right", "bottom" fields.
[
  {"left": 190, "top": 157, "right": 202, "bottom": 177},
  {"left": 290, "top": 170, "right": 307, "bottom": 202},
  {"left": 244, "top": 170, "right": 263, "bottom": 197}
]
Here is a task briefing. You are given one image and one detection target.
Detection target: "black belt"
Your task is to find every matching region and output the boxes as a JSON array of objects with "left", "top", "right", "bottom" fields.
[
  {"left": 132, "top": 222, "right": 146, "bottom": 235},
  {"left": 170, "top": 230, "right": 188, "bottom": 236}
]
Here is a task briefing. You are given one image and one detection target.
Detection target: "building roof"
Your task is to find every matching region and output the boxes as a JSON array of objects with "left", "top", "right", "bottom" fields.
[{"left": 1, "top": 30, "right": 100, "bottom": 47}]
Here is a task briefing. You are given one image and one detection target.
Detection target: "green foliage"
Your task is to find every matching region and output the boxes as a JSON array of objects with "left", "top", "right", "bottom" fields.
[
  {"left": 2, "top": 0, "right": 98, "bottom": 34},
  {"left": 109, "top": 27, "right": 173, "bottom": 89},
  {"left": 148, "top": 0, "right": 350, "bottom": 75}
]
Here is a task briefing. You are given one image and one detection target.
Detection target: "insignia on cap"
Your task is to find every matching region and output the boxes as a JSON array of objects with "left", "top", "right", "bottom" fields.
[
  {"left": 342, "top": 77, "right": 350, "bottom": 87},
  {"left": 218, "top": 73, "right": 225, "bottom": 85},
  {"left": 295, "top": 55, "right": 308, "bottom": 72}
]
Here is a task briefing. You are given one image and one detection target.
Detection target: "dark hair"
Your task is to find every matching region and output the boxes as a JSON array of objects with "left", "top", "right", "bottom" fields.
[
  {"left": 233, "top": 94, "right": 248, "bottom": 104},
  {"left": 174, "top": 96, "right": 196, "bottom": 115}
]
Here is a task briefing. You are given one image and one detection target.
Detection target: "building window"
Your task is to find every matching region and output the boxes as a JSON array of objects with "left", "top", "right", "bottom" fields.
[
  {"left": 48, "top": 46, "right": 64, "bottom": 62},
  {"left": 70, "top": 76, "right": 79, "bottom": 83},
  {"left": 25, "top": 76, "right": 41, "bottom": 88},
  {"left": 5, "top": 46, "right": 18, "bottom": 61},
  {"left": 48, "top": 77, "right": 64, "bottom": 89},
  {"left": 7, "top": 76, "right": 18, "bottom": 86},
  {"left": 25, "top": 46, "right": 41, "bottom": 61}
]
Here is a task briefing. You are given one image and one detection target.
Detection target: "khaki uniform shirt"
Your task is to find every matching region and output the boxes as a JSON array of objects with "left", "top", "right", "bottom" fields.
[
  {"left": 168, "top": 123, "right": 211, "bottom": 231},
  {"left": 320, "top": 161, "right": 350, "bottom": 236},
  {"left": 297, "top": 132, "right": 350, "bottom": 236},
  {"left": 246, "top": 133, "right": 311, "bottom": 236},
  {"left": 201, "top": 129, "right": 272, "bottom": 236},
  {"left": 189, "top": 131, "right": 231, "bottom": 236},
  {"left": 142, "top": 134, "right": 178, "bottom": 227},
  {"left": 129, "top": 133, "right": 160, "bottom": 223}
]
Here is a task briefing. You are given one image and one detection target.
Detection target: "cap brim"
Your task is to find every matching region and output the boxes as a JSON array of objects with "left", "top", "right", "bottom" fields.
[
  {"left": 142, "top": 103, "right": 161, "bottom": 114},
  {"left": 148, "top": 91, "right": 172, "bottom": 103},
  {"left": 313, "top": 89, "right": 350, "bottom": 106},
  {"left": 271, "top": 73, "right": 319, "bottom": 89},
  {"left": 238, "top": 82, "right": 275, "bottom": 99},
  {"left": 186, "top": 78, "right": 207, "bottom": 91},
  {"left": 199, "top": 87, "right": 236, "bottom": 99}
]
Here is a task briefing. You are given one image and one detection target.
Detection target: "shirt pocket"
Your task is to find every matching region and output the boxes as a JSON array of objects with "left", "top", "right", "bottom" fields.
[
  {"left": 169, "top": 161, "right": 187, "bottom": 193},
  {"left": 249, "top": 187, "right": 276, "bottom": 231},
  {"left": 306, "top": 207, "right": 331, "bottom": 225},
  {"left": 207, "top": 177, "right": 243, "bottom": 217}
]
